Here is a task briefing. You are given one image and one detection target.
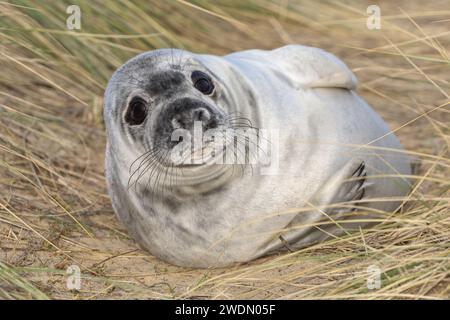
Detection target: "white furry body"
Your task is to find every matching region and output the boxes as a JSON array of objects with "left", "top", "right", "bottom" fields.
[{"left": 104, "top": 45, "right": 411, "bottom": 267}]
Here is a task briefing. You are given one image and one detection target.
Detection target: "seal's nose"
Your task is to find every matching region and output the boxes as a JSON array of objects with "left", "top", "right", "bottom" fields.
[{"left": 167, "top": 98, "right": 218, "bottom": 131}]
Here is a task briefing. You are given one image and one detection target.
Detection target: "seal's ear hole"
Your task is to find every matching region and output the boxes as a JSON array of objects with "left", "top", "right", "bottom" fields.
[
  {"left": 125, "top": 97, "right": 148, "bottom": 126},
  {"left": 191, "top": 70, "right": 214, "bottom": 95}
]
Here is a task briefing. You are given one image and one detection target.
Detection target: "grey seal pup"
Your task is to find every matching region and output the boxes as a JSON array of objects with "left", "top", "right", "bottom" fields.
[{"left": 104, "top": 45, "right": 412, "bottom": 268}]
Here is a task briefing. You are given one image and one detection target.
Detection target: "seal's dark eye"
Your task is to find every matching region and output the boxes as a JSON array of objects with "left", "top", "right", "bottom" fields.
[
  {"left": 125, "top": 97, "right": 148, "bottom": 125},
  {"left": 191, "top": 70, "right": 214, "bottom": 95}
]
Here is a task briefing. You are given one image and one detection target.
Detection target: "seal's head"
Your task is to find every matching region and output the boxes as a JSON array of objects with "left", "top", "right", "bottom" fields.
[{"left": 104, "top": 49, "right": 248, "bottom": 169}]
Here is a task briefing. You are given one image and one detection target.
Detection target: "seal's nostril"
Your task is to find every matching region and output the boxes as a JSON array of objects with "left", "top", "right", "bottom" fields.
[
  {"left": 171, "top": 117, "right": 183, "bottom": 129},
  {"left": 192, "top": 107, "right": 211, "bottom": 122},
  {"left": 208, "top": 119, "right": 218, "bottom": 129}
]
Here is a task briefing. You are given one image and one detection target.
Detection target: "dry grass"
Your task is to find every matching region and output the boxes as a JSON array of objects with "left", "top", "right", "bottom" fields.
[{"left": 0, "top": 0, "right": 449, "bottom": 300}]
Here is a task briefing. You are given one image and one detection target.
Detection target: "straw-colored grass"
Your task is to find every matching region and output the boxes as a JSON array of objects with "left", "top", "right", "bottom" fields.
[{"left": 0, "top": 0, "right": 448, "bottom": 299}]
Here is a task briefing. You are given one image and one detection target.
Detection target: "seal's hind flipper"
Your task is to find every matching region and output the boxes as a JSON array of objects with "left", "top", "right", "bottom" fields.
[
  {"left": 270, "top": 45, "right": 358, "bottom": 90},
  {"left": 224, "top": 45, "right": 357, "bottom": 90}
]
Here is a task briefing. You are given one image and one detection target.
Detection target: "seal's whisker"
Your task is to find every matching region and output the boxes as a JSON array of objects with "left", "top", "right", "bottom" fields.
[
  {"left": 129, "top": 149, "right": 162, "bottom": 192},
  {"left": 146, "top": 149, "right": 166, "bottom": 192},
  {"left": 145, "top": 149, "right": 165, "bottom": 188},
  {"left": 159, "top": 150, "right": 172, "bottom": 198},
  {"left": 232, "top": 130, "right": 270, "bottom": 161},
  {"left": 128, "top": 148, "right": 161, "bottom": 186},
  {"left": 168, "top": 161, "right": 177, "bottom": 193},
  {"left": 227, "top": 120, "right": 259, "bottom": 132},
  {"left": 128, "top": 152, "right": 154, "bottom": 188},
  {"left": 232, "top": 129, "right": 263, "bottom": 175},
  {"left": 230, "top": 123, "right": 273, "bottom": 150},
  {"left": 226, "top": 114, "right": 253, "bottom": 124},
  {"left": 227, "top": 123, "right": 267, "bottom": 149},
  {"left": 151, "top": 150, "right": 171, "bottom": 202},
  {"left": 222, "top": 133, "right": 249, "bottom": 178},
  {"left": 129, "top": 149, "right": 156, "bottom": 174},
  {"left": 226, "top": 115, "right": 253, "bottom": 126}
]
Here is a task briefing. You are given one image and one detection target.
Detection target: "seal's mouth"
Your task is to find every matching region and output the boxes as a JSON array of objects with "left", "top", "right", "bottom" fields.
[
  {"left": 176, "top": 163, "right": 204, "bottom": 169},
  {"left": 169, "top": 145, "right": 221, "bottom": 168}
]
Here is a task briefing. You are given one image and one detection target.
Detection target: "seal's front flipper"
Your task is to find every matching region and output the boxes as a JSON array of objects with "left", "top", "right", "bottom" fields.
[
  {"left": 311, "top": 160, "right": 369, "bottom": 216},
  {"left": 327, "top": 161, "right": 367, "bottom": 208}
]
